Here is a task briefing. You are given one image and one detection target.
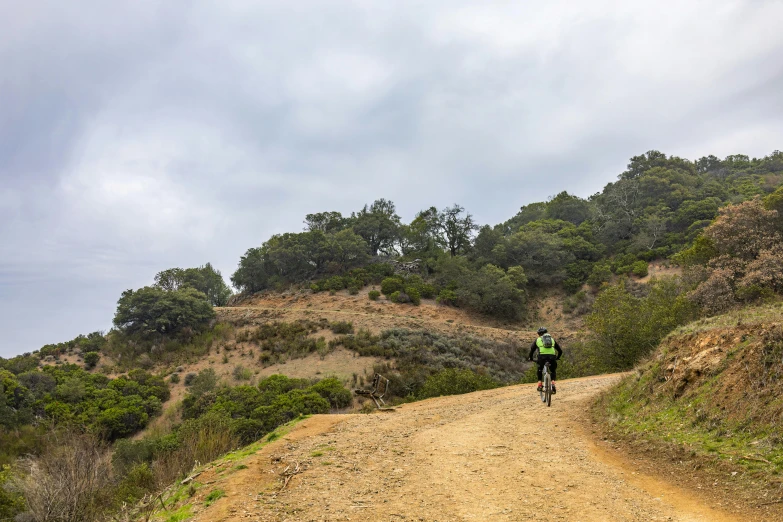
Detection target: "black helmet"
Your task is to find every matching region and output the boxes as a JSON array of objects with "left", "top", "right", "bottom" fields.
[{"left": 537, "top": 327, "right": 548, "bottom": 335}]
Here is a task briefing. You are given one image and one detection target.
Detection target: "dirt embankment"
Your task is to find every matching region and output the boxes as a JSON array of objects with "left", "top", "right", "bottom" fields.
[{"left": 175, "top": 373, "right": 765, "bottom": 522}]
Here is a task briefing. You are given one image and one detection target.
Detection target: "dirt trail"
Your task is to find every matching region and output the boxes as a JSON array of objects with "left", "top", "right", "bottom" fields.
[{"left": 193, "top": 374, "right": 741, "bottom": 522}]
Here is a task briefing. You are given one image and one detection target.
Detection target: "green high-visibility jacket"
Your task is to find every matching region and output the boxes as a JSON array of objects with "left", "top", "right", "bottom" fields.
[{"left": 536, "top": 336, "right": 557, "bottom": 356}]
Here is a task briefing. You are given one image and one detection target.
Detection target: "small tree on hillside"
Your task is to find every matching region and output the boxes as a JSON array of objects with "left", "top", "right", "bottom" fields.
[
  {"left": 113, "top": 286, "right": 215, "bottom": 337},
  {"left": 352, "top": 199, "right": 401, "bottom": 256},
  {"left": 437, "top": 204, "right": 478, "bottom": 257}
]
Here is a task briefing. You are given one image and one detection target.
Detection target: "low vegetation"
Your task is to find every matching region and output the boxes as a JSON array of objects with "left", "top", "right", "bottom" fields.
[{"left": 595, "top": 303, "right": 783, "bottom": 483}]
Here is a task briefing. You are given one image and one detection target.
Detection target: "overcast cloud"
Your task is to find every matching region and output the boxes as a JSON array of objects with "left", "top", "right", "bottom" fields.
[{"left": 2, "top": 0, "right": 783, "bottom": 356}]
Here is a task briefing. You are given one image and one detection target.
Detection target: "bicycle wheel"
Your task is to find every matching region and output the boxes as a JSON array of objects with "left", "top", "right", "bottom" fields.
[{"left": 544, "top": 373, "right": 552, "bottom": 407}]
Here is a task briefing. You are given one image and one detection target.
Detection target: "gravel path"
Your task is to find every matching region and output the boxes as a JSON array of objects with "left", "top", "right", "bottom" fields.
[{"left": 195, "top": 374, "right": 739, "bottom": 521}]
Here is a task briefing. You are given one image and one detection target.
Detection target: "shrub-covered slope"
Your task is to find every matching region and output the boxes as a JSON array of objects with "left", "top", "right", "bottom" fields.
[{"left": 597, "top": 302, "right": 783, "bottom": 481}]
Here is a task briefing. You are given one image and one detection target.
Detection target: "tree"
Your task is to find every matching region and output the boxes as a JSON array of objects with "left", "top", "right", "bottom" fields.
[
  {"left": 437, "top": 204, "right": 477, "bottom": 257},
  {"left": 500, "top": 221, "right": 580, "bottom": 285},
  {"left": 500, "top": 202, "right": 547, "bottom": 234},
  {"left": 304, "top": 211, "right": 347, "bottom": 233},
  {"left": 704, "top": 198, "right": 779, "bottom": 261},
  {"left": 546, "top": 191, "right": 592, "bottom": 225},
  {"left": 633, "top": 211, "right": 669, "bottom": 251},
  {"left": 398, "top": 207, "right": 440, "bottom": 256},
  {"left": 325, "top": 229, "right": 370, "bottom": 272},
  {"left": 352, "top": 199, "right": 401, "bottom": 256},
  {"left": 154, "top": 263, "right": 232, "bottom": 306},
  {"left": 687, "top": 198, "right": 783, "bottom": 312},
  {"left": 471, "top": 225, "right": 503, "bottom": 266},
  {"left": 154, "top": 268, "right": 185, "bottom": 292},
  {"left": 113, "top": 286, "right": 215, "bottom": 337},
  {"left": 628, "top": 150, "right": 668, "bottom": 175},
  {"left": 231, "top": 247, "right": 268, "bottom": 293},
  {"left": 587, "top": 278, "right": 694, "bottom": 370},
  {"left": 189, "top": 263, "right": 232, "bottom": 306}
]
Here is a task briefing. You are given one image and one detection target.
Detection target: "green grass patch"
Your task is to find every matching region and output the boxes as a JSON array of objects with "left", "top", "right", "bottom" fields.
[
  {"left": 217, "top": 416, "right": 310, "bottom": 463},
  {"left": 204, "top": 489, "right": 225, "bottom": 506},
  {"left": 154, "top": 504, "right": 193, "bottom": 522},
  {"left": 598, "top": 371, "right": 783, "bottom": 477}
]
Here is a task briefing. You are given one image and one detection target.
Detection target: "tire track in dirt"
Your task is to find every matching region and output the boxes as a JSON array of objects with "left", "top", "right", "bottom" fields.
[{"left": 193, "top": 374, "right": 741, "bottom": 521}]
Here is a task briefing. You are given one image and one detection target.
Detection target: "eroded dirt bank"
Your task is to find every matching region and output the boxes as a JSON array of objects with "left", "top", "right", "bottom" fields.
[{"left": 194, "top": 374, "right": 747, "bottom": 522}]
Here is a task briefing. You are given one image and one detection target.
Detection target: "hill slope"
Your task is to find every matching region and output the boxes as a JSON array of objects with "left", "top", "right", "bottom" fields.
[{"left": 595, "top": 302, "right": 783, "bottom": 516}]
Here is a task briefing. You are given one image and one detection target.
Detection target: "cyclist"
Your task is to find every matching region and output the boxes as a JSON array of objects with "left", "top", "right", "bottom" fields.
[{"left": 528, "top": 327, "right": 562, "bottom": 394}]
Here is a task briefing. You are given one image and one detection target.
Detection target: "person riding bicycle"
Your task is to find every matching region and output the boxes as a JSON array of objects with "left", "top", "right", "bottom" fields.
[{"left": 528, "top": 327, "right": 562, "bottom": 394}]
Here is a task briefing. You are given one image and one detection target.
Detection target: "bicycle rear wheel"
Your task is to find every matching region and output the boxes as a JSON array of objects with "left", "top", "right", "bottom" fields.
[{"left": 544, "top": 373, "right": 552, "bottom": 407}]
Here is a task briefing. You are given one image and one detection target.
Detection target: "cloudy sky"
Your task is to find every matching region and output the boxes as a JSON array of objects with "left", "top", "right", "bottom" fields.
[{"left": 2, "top": 0, "right": 782, "bottom": 357}]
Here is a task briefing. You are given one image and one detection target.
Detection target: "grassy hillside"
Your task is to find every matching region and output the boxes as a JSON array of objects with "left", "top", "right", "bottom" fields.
[{"left": 595, "top": 302, "right": 783, "bottom": 487}]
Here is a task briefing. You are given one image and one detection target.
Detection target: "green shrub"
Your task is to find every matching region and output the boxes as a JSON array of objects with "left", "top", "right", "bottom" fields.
[
  {"left": 169, "top": 373, "right": 181, "bottom": 384},
  {"left": 419, "top": 284, "right": 437, "bottom": 299},
  {"left": 631, "top": 260, "right": 649, "bottom": 278},
  {"left": 418, "top": 369, "right": 499, "bottom": 399},
  {"left": 330, "top": 321, "right": 354, "bottom": 335},
  {"left": 436, "top": 289, "right": 458, "bottom": 306},
  {"left": 232, "top": 365, "right": 252, "bottom": 381},
  {"left": 587, "top": 263, "right": 612, "bottom": 287},
  {"left": 184, "top": 373, "right": 197, "bottom": 385},
  {"left": 405, "top": 287, "right": 421, "bottom": 306},
  {"left": 83, "top": 351, "right": 100, "bottom": 369},
  {"left": 368, "top": 290, "right": 380, "bottom": 301},
  {"left": 310, "top": 378, "right": 353, "bottom": 409},
  {"left": 381, "top": 277, "right": 404, "bottom": 295}
]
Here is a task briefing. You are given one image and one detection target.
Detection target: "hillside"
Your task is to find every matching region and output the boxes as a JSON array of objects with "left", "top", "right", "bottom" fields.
[
  {"left": 3, "top": 148, "right": 782, "bottom": 522},
  {"left": 134, "top": 374, "right": 773, "bottom": 522},
  {"left": 594, "top": 302, "right": 783, "bottom": 513}
]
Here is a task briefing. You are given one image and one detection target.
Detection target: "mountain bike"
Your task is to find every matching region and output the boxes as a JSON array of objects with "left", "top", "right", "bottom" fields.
[{"left": 539, "top": 361, "right": 553, "bottom": 407}]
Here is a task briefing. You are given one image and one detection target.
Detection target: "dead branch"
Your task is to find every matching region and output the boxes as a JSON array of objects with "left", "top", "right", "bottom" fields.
[{"left": 280, "top": 461, "right": 302, "bottom": 490}]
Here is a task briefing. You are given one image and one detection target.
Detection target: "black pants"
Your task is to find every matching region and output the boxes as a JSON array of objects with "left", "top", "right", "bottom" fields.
[{"left": 537, "top": 354, "right": 558, "bottom": 381}]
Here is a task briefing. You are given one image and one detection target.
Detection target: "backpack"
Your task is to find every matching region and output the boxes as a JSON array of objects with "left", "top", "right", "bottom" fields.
[{"left": 542, "top": 333, "right": 554, "bottom": 348}]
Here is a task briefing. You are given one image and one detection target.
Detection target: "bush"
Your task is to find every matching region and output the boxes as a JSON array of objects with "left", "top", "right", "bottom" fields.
[
  {"left": 310, "top": 378, "right": 353, "bottom": 409},
  {"left": 390, "top": 291, "right": 411, "bottom": 304},
  {"left": 419, "top": 284, "right": 437, "bottom": 299},
  {"left": 587, "top": 263, "right": 612, "bottom": 287},
  {"left": 169, "top": 373, "right": 180, "bottom": 384},
  {"left": 183, "top": 373, "right": 197, "bottom": 386},
  {"left": 83, "top": 351, "right": 100, "bottom": 369},
  {"left": 418, "top": 369, "right": 499, "bottom": 399},
  {"left": 380, "top": 277, "right": 404, "bottom": 296},
  {"left": 631, "top": 260, "right": 649, "bottom": 278},
  {"left": 189, "top": 368, "right": 218, "bottom": 397},
  {"left": 368, "top": 290, "right": 380, "bottom": 301},
  {"left": 437, "top": 289, "right": 458, "bottom": 306},
  {"left": 232, "top": 365, "right": 252, "bottom": 381},
  {"left": 330, "top": 321, "right": 354, "bottom": 334},
  {"left": 405, "top": 287, "right": 421, "bottom": 306},
  {"left": 17, "top": 431, "right": 114, "bottom": 522}
]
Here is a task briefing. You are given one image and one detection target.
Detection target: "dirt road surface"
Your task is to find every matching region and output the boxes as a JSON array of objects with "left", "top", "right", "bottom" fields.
[{"left": 195, "top": 374, "right": 741, "bottom": 522}]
